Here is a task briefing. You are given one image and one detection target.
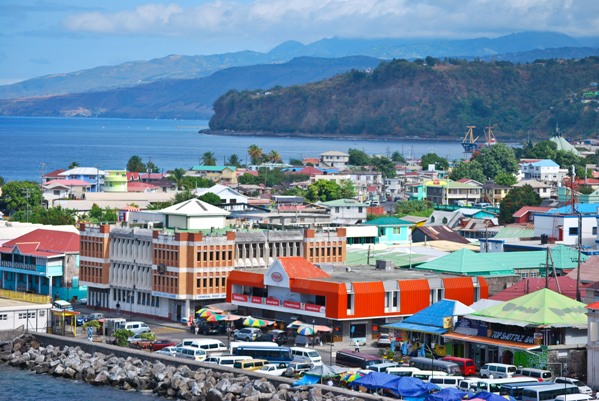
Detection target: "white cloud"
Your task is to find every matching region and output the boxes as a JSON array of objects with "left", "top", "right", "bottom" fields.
[{"left": 61, "top": 0, "right": 599, "bottom": 41}]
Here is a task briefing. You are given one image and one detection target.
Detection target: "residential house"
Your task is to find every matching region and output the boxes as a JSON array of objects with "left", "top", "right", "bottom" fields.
[
  {"left": 512, "top": 179, "right": 553, "bottom": 199},
  {"left": 481, "top": 180, "right": 511, "bottom": 207},
  {"left": 42, "top": 179, "right": 91, "bottom": 204},
  {"left": 411, "top": 225, "right": 470, "bottom": 244},
  {"left": 362, "top": 217, "right": 414, "bottom": 245},
  {"left": 58, "top": 167, "right": 105, "bottom": 192},
  {"left": 104, "top": 170, "right": 128, "bottom": 192},
  {"left": 521, "top": 159, "right": 563, "bottom": 182},
  {"left": 425, "top": 179, "right": 482, "bottom": 205},
  {"left": 127, "top": 182, "right": 159, "bottom": 193},
  {"left": 0, "top": 229, "right": 84, "bottom": 302},
  {"left": 513, "top": 206, "right": 552, "bottom": 224},
  {"left": 533, "top": 203, "right": 599, "bottom": 246},
  {"left": 42, "top": 169, "right": 66, "bottom": 184},
  {"left": 188, "top": 166, "right": 238, "bottom": 185},
  {"left": 193, "top": 184, "right": 248, "bottom": 205},
  {"left": 319, "top": 199, "right": 368, "bottom": 225},
  {"left": 319, "top": 151, "right": 349, "bottom": 169},
  {"left": 247, "top": 163, "right": 291, "bottom": 171}
]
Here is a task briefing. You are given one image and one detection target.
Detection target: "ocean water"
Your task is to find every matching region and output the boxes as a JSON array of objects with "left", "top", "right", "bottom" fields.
[
  {"left": 1, "top": 116, "right": 467, "bottom": 182},
  {"left": 0, "top": 364, "right": 162, "bottom": 401}
]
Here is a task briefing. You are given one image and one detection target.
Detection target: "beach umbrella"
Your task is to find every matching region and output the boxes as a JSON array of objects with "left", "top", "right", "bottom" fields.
[
  {"left": 222, "top": 314, "right": 242, "bottom": 321},
  {"left": 243, "top": 316, "right": 269, "bottom": 327},
  {"left": 287, "top": 320, "right": 305, "bottom": 328},
  {"left": 342, "top": 371, "right": 365, "bottom": 383},
  {"left": 314, "top": 325, "right": 332, "bottom": 332},
  {"left": 297, "top": 325, "right": 316, "bottom": 336},
  {"left": 196, "top": 309, "right": 220, "bottom": 319},
  {"left": 205, "top": 314, "right": 225, "bottom": 322}
]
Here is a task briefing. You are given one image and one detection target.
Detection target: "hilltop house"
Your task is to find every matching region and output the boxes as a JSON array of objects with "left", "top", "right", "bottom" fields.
[
  {"left": 188, "top": 166, "right": 238, "bottom": 185},
  {"left": 58, "top": 167, "right": 105, "bottom": 192}
]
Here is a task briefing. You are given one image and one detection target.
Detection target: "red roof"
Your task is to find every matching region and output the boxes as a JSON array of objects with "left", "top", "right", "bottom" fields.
[
  {"left": 513, "top": 206, "right": 551, "bottom": 218},
  {"left": 295, "top": 166, "right": 323, "bottom": 176},
  {"left": 241, "top": 170, "right": 259, "bottom": 177},
  {"left": 127, "top": 182, "right": 158, "bottom": 192},
  {"left": 44, "top": 169, "right": 66, "bottom": 179},
  {"left": 302, "top": 157, "right": 320, "bottom": 165},
  {"left": 490, "top": 276, "right": 583, "bottom": 301},
  {"left": 587, "top": 301, "right": 599, "bottom": 309},
  {"left": 278, "top": 257, "right": 330, "bottom": 279},
  {"left": 1, "top": 229, "right": 79, "bottom": 256},
  {"left": 127, "top": 172, "right": 140, "bottom": 181}
]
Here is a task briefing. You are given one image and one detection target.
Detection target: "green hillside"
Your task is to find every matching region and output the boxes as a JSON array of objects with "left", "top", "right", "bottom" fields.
[{"left": 209, "top": 57, "right": 599, "bottom": 139}]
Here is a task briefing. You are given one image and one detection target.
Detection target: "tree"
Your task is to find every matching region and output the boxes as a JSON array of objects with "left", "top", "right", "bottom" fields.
[
  {"left": 68, "top": 161, "right": 80, "bottom": 169},
  {"left": 494, "top": 172, "right": 517, "bottom": 186},
  {"left": 395, "top": 200, "right": 434, "bottom": 217},
  {"left": 238, "top": 173, "right": 260, "bottom": 185},
  {"left": 449, "top": 160, "right": 486, "bottom": 182},
  {"left": 248, "top": 144, "right": 263, "bottom": 165},
  {"left": 391, "top": 151, "right": 406, "bottom": 163},
  {"left": 12, "top": 206, "right": 77, "bottom": 225},
  {"left": 198, "top": 192, "right": 221, "bottom": 205},
  {"left": 267, "top": 150, "right": 282, "bottom": 163},
  {"left": 499, "top": 185, "right": 542, "bottom": 224},
  {"left": 473, "top": 143, "right": 518, "bottom": 179},
  {"left": 348, "top": 148, "right": 371, "bottom": 166},
  {"left": 127, "top": 155, "right": 146, "bottom": 172},
  {"left": 173, "top": 190, "right": 196, "bottom": 204},
  {"left": 168, "top": 168, "right": 186, "bottom": 190},
  {"left": 0, "top": 176, "right": 4, "bottom": 187},
  {"left": 0, "top": 180, "right": 42, "bottom": 214},
  {"left": 201, "top": 152, "right": 216, "bottom": 166},
  {"left": 305, "top": 180, "right": 342, "bottom": 202},
  {"left": 338, "top": 179, "right": 356, "bottom": 199},
  {"left": 146, "top": 160, "right": 160, "bottom": 173},
  {"left": 226, "top": 154, "right": 242, "bottom": 167},
  {"left": 420, "top": 153, "right": 449, "bottom": 170},
  {"left": 370, "top": 156, "right": 397, "bottom": 178},
  {"left": 87, "top": 203, "right": 117, "bottom": 223},
  {"left": 289, "top": 158, "right": 303, "bottom": 166}
]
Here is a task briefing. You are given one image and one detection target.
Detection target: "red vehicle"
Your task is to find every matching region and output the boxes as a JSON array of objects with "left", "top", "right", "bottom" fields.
[
  {"left": 440, "top": 356, "right": 476, "bottom": 376},
  {"left": 151, "top": 339, "right": 177, "bottom": 351}
]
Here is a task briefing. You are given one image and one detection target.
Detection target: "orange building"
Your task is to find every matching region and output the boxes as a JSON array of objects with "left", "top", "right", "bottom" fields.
[{"left": 227, "top": 256, "right": 488, "bottom": 344}]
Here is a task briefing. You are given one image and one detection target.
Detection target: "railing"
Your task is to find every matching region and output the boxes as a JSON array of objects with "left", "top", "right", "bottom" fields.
[{"left": 0, "top": 289, "right": 52, "bottom": 304}]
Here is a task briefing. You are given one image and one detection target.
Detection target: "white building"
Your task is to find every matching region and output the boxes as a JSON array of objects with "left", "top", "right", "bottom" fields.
[
  {"left": 318, "top": 198, "right": 368, "bottom": 225},
  {"left": 533, "top": 207, "right": 598, "bottom": 247},
  {"left": 521, "top": 160, "right": 563, "bottom": 182},
  {"left": 58, "top": 167, "right": 105, "bottom": 192},
  {"left": 161, "top": 198, "right": 230, "bottom": 230},
  {"left": 587, "top": 301, "right": 599, "bottom": 391},
  {"left": 319, "top": 151, "right": 349, "bottom": 169},
  {"left": 0, "top": 297, "right": 51, "bottom": 333},
  {"left": 193, "top": 184, "right": 248, "bottom": 205}
]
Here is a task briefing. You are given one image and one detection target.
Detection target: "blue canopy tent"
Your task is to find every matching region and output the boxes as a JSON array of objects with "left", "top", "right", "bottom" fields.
[
  {"left": 382, "top": 376, "right": 440, "bottom": 398},
  {"left": 350, "top": 372, "right": 397, "bottom": 391},
  {"left": 425, "top": 387, "right": 468, "bottom": 401},
  {"left": 471, "top": 392, "right": 516, "bottom": 401},
  {"left": 292, "top": 374, "right": 320, "bottom": 387}
]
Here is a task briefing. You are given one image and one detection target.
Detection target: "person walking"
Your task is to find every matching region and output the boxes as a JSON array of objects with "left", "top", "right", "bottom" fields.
[
  {"left": 194, "top": 322, "right": 199, "bottom": 335},
  {"left": 354, "top": 342, "right": 360, "bottom": 352}
]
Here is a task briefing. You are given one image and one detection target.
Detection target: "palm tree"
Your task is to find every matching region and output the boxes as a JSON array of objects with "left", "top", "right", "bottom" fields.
[
  {"left": 202, "top": 152, "right": 216, "bottom": 166},
  {"left": 248, "top": 144, "right": 263, "bottom": 165},
  {"left": 267, "top": 150, "right": 281, "bottom": 163},
  {"left": 226, "top": 154, "right": 242, "bottom": 167},
  {"left": 68, "top": 161, "right": 80, "bottom": 169},
  {"left": 169, "top": 168, "right": 186, "bottom": 190}
]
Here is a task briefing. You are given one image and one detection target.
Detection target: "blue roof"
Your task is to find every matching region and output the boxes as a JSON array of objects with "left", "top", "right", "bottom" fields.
[
  {"left": 548, "top": 203, "right": 599, "bottom": 215},
  {"left": 383, "top": 299, "right": 463, "bottom": 334},
  {"left": 385, "top": 322, "right": 447, "bottom": 335},
  {"left": 531, "top": 160, "right": 559, "bottom": 167}
]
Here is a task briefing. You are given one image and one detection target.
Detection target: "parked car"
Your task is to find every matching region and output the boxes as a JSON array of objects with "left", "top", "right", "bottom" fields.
[
  {"left": 256, "top": 331, "right": 288, "bottom": 345},
  {"left": 283, "top": 361, "right": 314, "bottom": 377},
  {"left": 234, "top": 328, "right": 262, "bottom": 341},
  {"left": 155, "top": 346, "right": 178, "bottom": 357},
  {"left": 258, "top": 363, "right": 287, "bottom": 376},
  {"left": 554, "top": 377, "right": 593, "bottom": 395},
  {"left": 151, "top": 339, "right": 178, "bottom": 351},
  {"left": 76, "top": 312, "right": 106, "bottom": 326},
  {"left": 191, "top": 320, "right": 224, "bottom": 335},
  {"left": 377, "top": 333, "right": 392, "bottom": 347}
]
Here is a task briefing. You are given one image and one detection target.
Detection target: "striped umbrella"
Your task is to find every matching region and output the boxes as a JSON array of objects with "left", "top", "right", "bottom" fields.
[
  {"left": 297, "top": 325, "right": 316, "bottom": 336},
  {"left": 243, "top": 316, "right": 269, "bottom": 327},
  {"left": 196, "top": 308, "right": 219, "bottom": 318},
  {"left": 341, "top": 371, "right": 364, "bottom": 383},
  {"left": 287, "top": 320, "right": 305, "bottom": 329},
  {"left": 205, "top": 313, "right": 225, "bottom": 322}
]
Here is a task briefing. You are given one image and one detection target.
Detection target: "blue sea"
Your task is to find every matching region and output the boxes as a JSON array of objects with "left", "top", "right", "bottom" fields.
[
  {"left": 0, "top": 116, "right": 468, "bottom": 182},
  {"left": 0, "top": 364, "right": 161, "bottom": 401}
]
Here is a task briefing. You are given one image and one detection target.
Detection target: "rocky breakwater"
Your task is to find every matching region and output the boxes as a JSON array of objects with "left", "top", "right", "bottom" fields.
[{"left": 0, "top": 334, "right": 365, "bottom": 401}]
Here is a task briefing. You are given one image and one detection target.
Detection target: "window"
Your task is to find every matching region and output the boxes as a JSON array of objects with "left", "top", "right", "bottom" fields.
[
  {"left": 593, "top": 227, "right": 598, "bottom": 236},
  {"left": 0, "top": 314, "right": 7, "bottom": 320},
  {"left": 569, "top": 227, "right": 578, "bottom": 236},
  {"left": 347, "top": 293, "right": 354, "bottom": 314}
]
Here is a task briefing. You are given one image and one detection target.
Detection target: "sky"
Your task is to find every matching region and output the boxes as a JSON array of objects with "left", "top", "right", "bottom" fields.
[{"left": 1, "top": 0, "right": 599, "bottom": 85}]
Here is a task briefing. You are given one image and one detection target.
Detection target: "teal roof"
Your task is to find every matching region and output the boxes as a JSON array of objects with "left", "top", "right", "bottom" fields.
[
  {"left": 191, "top": 165, "right": 235, "bottom": 172},
  {"left": 363, "top": 217, "right": 414, "bottom": 226},
  {"left": 320, "top": 198, "right": 368, "bottom": 207},
  {"left": 492, "top": 226, "right": 535, "bottom": 239},
  {"left": 415, "top": 245, "right": 586, "bottom": 276}
]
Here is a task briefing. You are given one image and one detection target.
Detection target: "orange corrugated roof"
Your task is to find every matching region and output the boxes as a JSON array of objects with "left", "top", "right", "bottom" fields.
[
  {"left": 227, "top": 270, "right": 265, "bottom": 288},
  {"left": 278, "top": 257, "right": 330, "bottom": 279}
]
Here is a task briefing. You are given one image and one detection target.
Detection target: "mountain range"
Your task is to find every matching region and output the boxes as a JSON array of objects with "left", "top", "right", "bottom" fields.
[{"left": 0, "top": 31, "right": 598, "bottom": 121}]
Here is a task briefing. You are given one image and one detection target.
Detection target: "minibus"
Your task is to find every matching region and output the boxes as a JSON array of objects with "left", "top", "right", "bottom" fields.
[
  {"left": 430, "top": 375, "right": 465, "bottom": 389},
  {"left": 409, "top": 357, "right": 461, "bottom": 375},
  {"left": 476, "top": 377, "right": 539, "bottom": 394},
  {"left": 516, "top": 368, "right": 554, "bottom": 382},
  {"left": 387, "top": 367, "right": 422, "bottom": 377},
  {"left": 290, "top": 347, "right": 322, "bottom": 366},
  {"left": 500, "top": 381, "right": 560, "bottom": 400},
  {"left": 233, "top": 346, "right": 293, "bottom": 364},
  {"left": 441, "top": 356, "right": 476, "bottom": 376},
  {"left": 335, "top": 350, "right": 384, "bottom": 369},
  {"left": 229, "top": 341, "right": 278, "bottom": 354},
  {"left": 480, "top": 363, "right": 518, "bottom": 378},
  {"left": 521, "top": 383, "right": 579, "bottom": 401}
]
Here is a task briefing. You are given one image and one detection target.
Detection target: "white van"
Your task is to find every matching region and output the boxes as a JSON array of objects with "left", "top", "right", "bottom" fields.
[
  {"left": 413, "top": 370, "right": 448, "bottom": 382},
  {"left": 368, "top": 362, "right": 400, "bottom": 373},
  {"left": 176, "top": 346, "right": 207, "bottom": 361},
  {"left": 205, "top": 354, "right": 252, "bottom": 366},
  {"left": 229, "top": 341, "right": 278, "bottom": 354},
  {"left": 476, "top": 377, "right": 538, "bottom": 394},
  {"left": 387, "top": 367, "right": 422, "bottom": 377},
  {"left": 52, "top": 300, "right": 74, "bottom": 310},
  {"left": 458, "top": 378, "right": 480, "bottom": 392},
  {"left": 516, "top": 368, "right": 553, "bottom": 382},
  {"left": 554, "top": 395, "right": 591, "bottom": 401},
  {"left": 480, "top": 363, "right": 518, "bottom": 378},
  {"left": 430, "top": 376, "right": 465, "bottom": 389},
  {"left": 290, "top": 347, "right": 322, "bottom": 366},
  {"left": 123, "top": 321, "right": 151, "bottom": 335}
]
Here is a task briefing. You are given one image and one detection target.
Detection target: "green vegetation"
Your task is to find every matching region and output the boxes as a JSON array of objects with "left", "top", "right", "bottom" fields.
[
  {"left": 11, "top": 206, "right": 77, "bottom": 225},
  {"left": 210, "top": 57, "right": 599, "bottom": 139},
  {"left": 420, "top": 153, "right": 449, "bottom": 170},
  {"left": 198, "top": 192, "right": 221, "bottom": 205},
  {"left": 0, "top": 181, "right": 42, "bottom": 215},
  {"left": 305, "top": 179, "right": 356, "bottom": 202},
  {"left": 499, "top": 185, "right": 542, "bottom": 224},
  {"left": 395, "top": 200, "right": 434, "bottom": 218},
  {"left": 113, "top": 329, "right": 134, "bottom": 347},
  {"left": 127, "top": 155, "right": 159, "bottom": 173},
  {"left": 86, "top": 203, "right": 118, "bottom": 223},
  {"left": 517, "top": 140, "right": 591, "bottom": 178}
]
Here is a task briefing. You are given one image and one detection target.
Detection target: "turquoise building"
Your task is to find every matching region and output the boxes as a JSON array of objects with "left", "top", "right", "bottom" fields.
[{"left": 362, "top": 217, "right": 414, "bottom": 245}]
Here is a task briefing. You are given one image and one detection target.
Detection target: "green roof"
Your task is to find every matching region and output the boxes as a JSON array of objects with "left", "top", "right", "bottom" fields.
[
  {"left": 415, "top": 245, "right": 586, "bottom": 276},
  {"left": 363, "top": 217, "right": 414, "bottom": 226},
  {"left": 493, "top": 226, "right": 535, "bottom": 239},
  {"left": 471, "top": 288, "right": 587, "bottom": 328},
  {"left": 191, "top": 165, "right": 235, "bottom": 172}
]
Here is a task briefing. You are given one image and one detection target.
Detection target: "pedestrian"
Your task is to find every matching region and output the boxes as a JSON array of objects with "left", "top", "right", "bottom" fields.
[
  {"left": 327, "top": 379, "right": 334, "bottom": 386},
  {"left": 354, "top": 342, "right": 360, "bottom": 352},
  {"left": 194, "top": 322, "right": 199, "bottom": 335}
]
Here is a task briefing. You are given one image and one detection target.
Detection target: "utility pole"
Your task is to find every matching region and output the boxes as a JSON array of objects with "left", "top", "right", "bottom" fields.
[
  {"left": 22, "top": 188, "right": 31, "bottom": 223},
  {"left": 40, "top": 162, "right": 46, "bottom": 206}
]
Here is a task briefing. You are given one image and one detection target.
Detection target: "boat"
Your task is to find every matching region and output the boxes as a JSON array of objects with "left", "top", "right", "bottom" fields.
[
  {"left": 484, "top": 125, "right": 497, "bottom": 147},
  {"left": 461, "top": 126, "right": 479, "bottom": 152}
]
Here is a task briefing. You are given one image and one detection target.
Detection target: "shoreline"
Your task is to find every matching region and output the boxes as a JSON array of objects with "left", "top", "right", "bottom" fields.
[{"left": 201, "top": 129, "right": 526, "bottom": 145}]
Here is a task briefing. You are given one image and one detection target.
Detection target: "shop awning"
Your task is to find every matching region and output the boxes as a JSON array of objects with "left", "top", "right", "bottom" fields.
[
  {"left": 382, "top": 322, "right": 447, "bottom": 335},
  {"left": 443, "top": 332, "right": 541, "bottom": 351}
]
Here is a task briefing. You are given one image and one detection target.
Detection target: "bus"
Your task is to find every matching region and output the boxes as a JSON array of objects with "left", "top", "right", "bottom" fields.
[
  {"left": 500, "top": 382, "right": 561, "bottom": 400},
  {"left": 521, "top": 383, "right": 579, "bottom": 401},
  {"left": 233, "top": 346, "right": 293, "bottom": 364},
  {"left": 229, "top": 341, "right": 279, "bottom": 354},
  {"left": 409, "top": 357, "right": 461, "bottom": 375},
  {"left": 476, "top": 377, "right": 539, "bottom": 394}
]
